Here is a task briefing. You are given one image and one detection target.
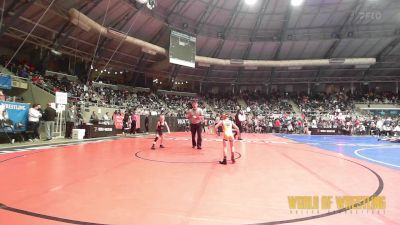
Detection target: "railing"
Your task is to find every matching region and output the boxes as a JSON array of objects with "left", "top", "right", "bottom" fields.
[
  {"left": 45, "top": 70, "right": 78, "bottom": 81},
  {"left": 158, "top": 89, "right": 197, "bottom": 97},
  {"left": 354, "top": 101, "right": 399, "bottom": 105}
]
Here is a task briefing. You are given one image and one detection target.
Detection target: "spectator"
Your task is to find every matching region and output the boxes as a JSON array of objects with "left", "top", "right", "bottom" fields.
[
  {"left": 274, "top": 118, "right": 281, "bottom": 133},
  {"left": 65, "top": 105, "right": 76, "bottom": 139},
  {"left": 90, "top": 111, "right": 99, "bottom": 124},
  {"left": 28, "top": 104, "right": 42, "bottom": 141},
  {"left": 43, "top": 103, "right": 57, "bottom": 141},
  {"left": 144, "top": 114, "right": 149, "bottom": 133},
  {"left": 103, "top": 112, "right": 110, "bottom": 125},
  {"left": 0, "top": 90, "right": 5, "bottom": 101},
  {"left": 0, "top": 102, "right": 5, "bottom": 120},
  {"left": 122, "top": 112, "right": 130, "bottom": 135},
  {"left": 235, "top": 110, "right": 245, "bottom": 140}
]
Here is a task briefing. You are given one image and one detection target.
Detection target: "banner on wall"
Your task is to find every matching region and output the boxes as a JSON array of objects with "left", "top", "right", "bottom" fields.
[
  {"left": 55, "top": 92, "right": 68, "bottom": 105},
  {"left": 0, "top": 101, "right": 29, "bottom": 132},
  {"left": 134, "top": 114, "right": 141, "bottom": 129},
  {"left": 0, "top": 74, "right": 12, "bottom": 90},
  {"left": 113, "top": 114, "right": 141, "bottom": 130},
  {"left": 176, "top": 118, "right": 216, "bottom": 126},
  {"left": 113, "top": 114, "right": 124, "bottom": 129}
]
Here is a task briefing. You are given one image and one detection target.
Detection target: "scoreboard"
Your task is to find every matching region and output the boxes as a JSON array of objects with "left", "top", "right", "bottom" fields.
[{"left": 169, "top": 30, "right": 196, "bottom": 68}]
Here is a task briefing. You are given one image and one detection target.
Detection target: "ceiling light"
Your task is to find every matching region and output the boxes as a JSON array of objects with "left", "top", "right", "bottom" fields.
[
  {"left": 50, "top": 49, "right": 62, "bottom": 56},
  {"left": 291, "top": 0, "right": 304, "bottom": 7},
  {"left": 245, "top": 0, "right": 257, "bottom": 5}
]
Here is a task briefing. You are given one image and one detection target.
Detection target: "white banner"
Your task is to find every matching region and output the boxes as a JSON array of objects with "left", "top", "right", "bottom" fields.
[{"left": 55, "top": 92, "right": 68, "bottom": 105}]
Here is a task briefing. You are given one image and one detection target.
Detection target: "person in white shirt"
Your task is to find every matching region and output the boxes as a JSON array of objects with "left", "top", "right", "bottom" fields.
[
  {"left": 28, "top": 104, "right": 42, "bottom": 140},
  {"left": 393, "top": 124, "right": 400, "bottom": 136},
  {"left": 103, "top": 112, "right": 110, "bottom": 125},
  {"left": 356, "top": 123, "right": 365, "bottom": 134},
  {"left": 311, "top": 119, "right": 317, "bottom": 128},
  {"left": 376, "top": 119, "right": 384, "bottom": 136}
]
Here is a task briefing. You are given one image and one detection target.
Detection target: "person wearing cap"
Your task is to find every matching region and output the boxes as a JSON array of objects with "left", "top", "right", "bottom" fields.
[
  {"left": 186, "top": 100, "right": 204, "bottom": 149},
  {"left": 215, "top": 113, "right": 240, "bottom": 165}
]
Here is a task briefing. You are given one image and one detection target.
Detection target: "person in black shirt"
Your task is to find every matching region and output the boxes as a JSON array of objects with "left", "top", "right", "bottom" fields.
[
  {"left": 43, "top": 103, "right": 57, "bottom": 140},
  {"left": 151, "top": 115, "right": 170, "bottom": 150},
  {"left": 144, "top": 115, "right": 149, "bottom": 133},
  {"left": 65, "top": 105, "right": 76, "bottom": 139},
  {"left": 90, "top": 111, "right": 99, "bottom": 124},
  {"left": 130, "top": 112, "right": 136, "bottom": 134},
  {"left": 122, "top": 112, "right": 130, "bottom": 135},
  {"left": 234, "top": 110, "right": 245, "bottom": 140}
]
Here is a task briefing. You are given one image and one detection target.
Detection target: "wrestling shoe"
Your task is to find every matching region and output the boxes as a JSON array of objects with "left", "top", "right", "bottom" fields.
[
  {"left": 219, "top": 157, "right": 227, "bottom": 165},
  {"left": 151, "top": 144, "right": 156, "bottom": 150}
]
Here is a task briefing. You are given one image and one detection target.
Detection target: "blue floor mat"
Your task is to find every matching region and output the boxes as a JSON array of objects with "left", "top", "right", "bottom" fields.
[{"left": 279, "top": 134, "right": 400, "bottom": 170}]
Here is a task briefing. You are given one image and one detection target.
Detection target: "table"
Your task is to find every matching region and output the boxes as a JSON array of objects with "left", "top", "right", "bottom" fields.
[
  {"left": 309, "top": 128, "right": 339, "bottom": 135},
  {"left": 80, "top": 124, "right": 116, "bottom": 138}
]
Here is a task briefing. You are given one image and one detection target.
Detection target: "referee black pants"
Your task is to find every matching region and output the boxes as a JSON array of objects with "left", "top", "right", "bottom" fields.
[{"left": 190, "top": 123, "right": 202, "bottom": 148}]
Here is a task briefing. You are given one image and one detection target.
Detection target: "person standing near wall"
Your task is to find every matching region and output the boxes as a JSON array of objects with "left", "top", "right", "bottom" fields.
[
  {"left": 235, "top": 110, "right": 245, "bottom": 140},
  {"left": 103, "top": 112, "right": 110, "bottom": 125},
  {"left": 28, "top": 104, "right": 42, "bottom": 141},
  {"left": 0, "top": 90, "right": 6, "bottom": 101},
  {"left": 65, "top": 105, "right": 76, "bottom": 139},
  {"left": 122, "top": 111, "right": 131, "bottom": 135},
  {"left": 130, "top": 111, "right": 136, "bottom": 134},
  {"left": 145, "top": 114, "right": 149, "bottom": 133},
  {"left": 90, "top": 111, "right": 99, "bottom": 124},
  {"left": 43, "top": 103, "right": 57, "bottom": 141},
  {"left": 187, "top": 100, "right": 204, "bottom": 150}
]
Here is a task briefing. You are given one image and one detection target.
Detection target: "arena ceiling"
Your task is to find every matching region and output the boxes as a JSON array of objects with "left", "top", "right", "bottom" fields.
[{"left": 1, "top": 0, "right": 400, "bottom": 85}]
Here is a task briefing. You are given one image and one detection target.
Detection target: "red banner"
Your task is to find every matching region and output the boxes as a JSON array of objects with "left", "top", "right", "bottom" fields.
[
  {"left": 135, "top": 114, "right": 141, "bottom": 129},
  {"left": 114, "top": 114, "right": 124, "bottom": 129}
]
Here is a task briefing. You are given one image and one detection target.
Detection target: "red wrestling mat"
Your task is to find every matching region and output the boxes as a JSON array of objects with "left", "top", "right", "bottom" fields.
[{"left": 0, "top": 133, "right": 399, "bottom": 225}]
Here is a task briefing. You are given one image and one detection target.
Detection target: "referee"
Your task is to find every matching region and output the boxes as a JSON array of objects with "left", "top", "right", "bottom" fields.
[
  {"left": 235, "top": 110, "right": 245, "bottom": 140},
  {"left": 187, "top": 100, "right": 204, "bottom": 149}
]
